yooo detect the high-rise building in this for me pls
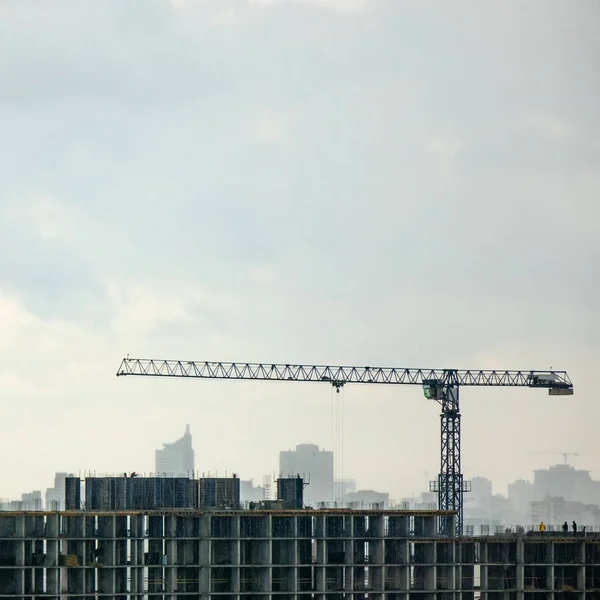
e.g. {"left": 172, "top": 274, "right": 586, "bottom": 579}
{"left": 155, "top": 425, "right": 194, "bottom": 476}
{"left": 336, "top": 479, "right": 356, "bottom": 501}
{"left": 470, "top": 476, "right": 493, "bottom": 503}
{"left": 279, "top": 443, "right": 333, "bottom": 506}
{"left": 533, "top": 464, "right": 600, "bottom": 505}
{"left": 20, "top": 491, "right": 42, "bottom": 510}
{"left": 240, "top": 479, "right": 264, "bottom": 503}
{"left": 508, "top": 479, "right": 534, "bottom": 518}
{"left": 45, "top": 472, "right": 72, "bottom": 510}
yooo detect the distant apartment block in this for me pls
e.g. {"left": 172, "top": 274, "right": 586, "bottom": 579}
{"left": 337, "top": 478, "right": 357, "bottom": 500}
{"left": 508, "top": 478, "right": 534, "bottom": 516}
{"left": 345, "top": 489, "right": 389, "bottom": 508}
{"left": 45, "top": 472, "right": 72, "bottom": 511}
{"left": 533, "top": 464, "right": 600, "bottom": 505}
{"left": 532, "top": 496, "right": 600, "bottom": 528}
{"left": 470, "top": 476, "right": 493, "bottom": 502}
{"left": 0, "top": 491, "right": 43, "bottom": 511}
{"left": 240, "top": 479, "right": 264, "bottom": 504}
{"left": 155, "top": 424, "right": 194, "bottom": 476}
{"left": 279, "top": 443, "right": 333, "bottom": 506}
{"left": 20, "top": 491, "right": 42, "bottom": 511}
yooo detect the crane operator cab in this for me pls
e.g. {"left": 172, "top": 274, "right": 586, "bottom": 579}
{"left": 423, "top": 379, "right": 444, "bottom": 401}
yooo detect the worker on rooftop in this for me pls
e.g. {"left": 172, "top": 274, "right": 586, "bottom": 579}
{"left": 539, "top": 521, "right": 546, "bottom": 533}
{"left": 563, "top": 521, "right": 569, "bottom": 534}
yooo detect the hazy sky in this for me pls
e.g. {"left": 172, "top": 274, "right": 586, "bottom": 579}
{"left": 0, "top": 0, "right": 598, "bottom": 501}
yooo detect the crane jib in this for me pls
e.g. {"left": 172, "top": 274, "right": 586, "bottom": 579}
{"left": 116, "top": 359, "right": 573, "bottom": 391}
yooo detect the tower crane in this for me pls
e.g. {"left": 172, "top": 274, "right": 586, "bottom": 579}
{"left": 529, "top": 451, "right": 580, "bottom": 465}
{"left": 116, "top": 359, "right": 573, "bottom": 534}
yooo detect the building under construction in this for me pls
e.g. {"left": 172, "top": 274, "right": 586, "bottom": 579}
{"left": 65, "top": 476, "right": 241, "bottom": 512}
{"left": 1, "top": 507, "right": 600, "bottom": 598}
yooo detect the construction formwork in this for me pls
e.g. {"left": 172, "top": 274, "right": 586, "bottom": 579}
{"left": 66, "top": 477, "right": 198, "bottom": 511}
{"left": 276, "top": 477, "right": 304, "bottom": 510}
{"left": 198, "top": 478, "right": 240, "bottom": 510}
{"left": 0, "top": 511, "right": 600, "bottom": 599}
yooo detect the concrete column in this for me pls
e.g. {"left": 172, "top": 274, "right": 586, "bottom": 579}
{"left": 198, "top": 514, "right": 211, "bottom": 599}
{"left": 547, "top": 539, "right": 554, "bottom": 594}
{"left": 315, "top": 515, "right": 326, "bottom": 594}
{"left": 83, "top": 515, "right": 95, "bottom": 595}
{"left": 45, "top": 514, "right": 60, "bottom": 595}
{"left": 65, "top": 514, "right": 85, "bottom": 596}
{"left": 578, "top": 539, "right": 586, "bottom": 597}
{"left": 449, "top": 542, "right": 457, "bottom": 593}
{"left": 165, "top": 514, "right": 176, "bottom": 599}
{"left": 96, "top": 515, "right": 115, "bottom": 597}
{"left": 29, "top": 516, "right": 44, "bottom": 596}
{"left": 13, "top": 514, "right": 24, "bottom": 597}
{"left": 230, "top": 514, "right": 240, "bottom": 595}
{"left": 345, "top": 515, "right": 354, "bottom": 594}
{"left": 480, "top": 540, "right": 488, "bottom": 599}
{"left": 290, "top": 515, "right": 298, "bottom": 594}
{"left": 371, "top": 515, "right": 384, "bottom": 594}
{"left": 263, "top": 514, "right": 272, "bottom": 597}
{"left": 516, "top": 536, "right": 524, "bottom": 600}
{"left": 127, "top": 515, "right": 140, "bottom": 597}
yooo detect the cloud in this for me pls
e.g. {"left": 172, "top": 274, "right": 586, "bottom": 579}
{"left": 0, "top": 292, "right": 40, "bottom": 345}
{"left": 247, "top": 266, "right": 277, "bottom": 284}
{"left": 0, "top": 372, "right": 40, "bottom": 396}
{"left": 254, "top": 112, "right": 289, "bottom": 144}
{"left": 106, "top": 280, "right": 238, "bottom": 335}
{"left": 248, "top": 0, "right": 367, "bottom": 14}
{"left": 7, "top": 194, "right": 80, "bottom": 243}
{"left": 0, "top": 289, "right": 103, "bottom": 397}
{"left": 426, "top": 137, "right": 463, "bottom": 160}
{"left": 0, "top": 0, "right": 598, "bottom": 499}
{"left": 526, "top": 113, "right": 576, "bottom": 139}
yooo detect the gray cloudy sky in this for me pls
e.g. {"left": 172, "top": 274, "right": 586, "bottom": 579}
{"left": 0, "top": 0, "right": 598, "bottom": 501}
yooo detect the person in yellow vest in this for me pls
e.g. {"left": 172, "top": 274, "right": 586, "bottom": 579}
{"left": 539, "top": 521, "right": 546, "bottom": 532}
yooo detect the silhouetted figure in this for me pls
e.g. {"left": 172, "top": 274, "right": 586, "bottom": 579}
{"left": 572, "top": 520, "right": 577, "bottom": 533}
{"left": 562, "top": 521, "right": 568, "bottom": 534}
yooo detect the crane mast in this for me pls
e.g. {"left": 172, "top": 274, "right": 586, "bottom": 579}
{"left": 117, "top": 358, "right": 573, "bottom": 535}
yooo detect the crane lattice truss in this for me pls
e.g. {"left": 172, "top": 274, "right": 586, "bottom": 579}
{"left": 117, "top": 359, "right": 573, "bottom": 535}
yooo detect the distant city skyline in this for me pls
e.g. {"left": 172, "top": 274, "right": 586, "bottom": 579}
{"left": 2, "top": 435, "right": 599, "bottom": 529}
{"left": 0, "top": 424, "right": 593, "bottom": 508}
{"left": 155, "top": 425, "right": 195, "bottom": 476}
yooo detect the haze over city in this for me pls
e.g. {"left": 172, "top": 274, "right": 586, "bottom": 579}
{"left": 1, "top": 0, "right": 598, "bottom": 503}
